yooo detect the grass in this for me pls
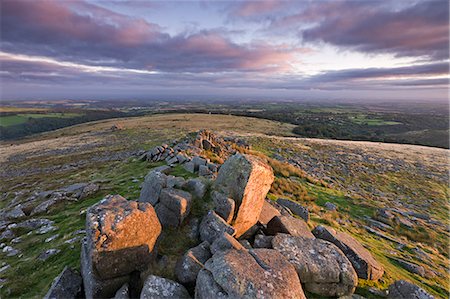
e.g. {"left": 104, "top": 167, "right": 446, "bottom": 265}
{"left": 0, "top": 113, "right": 83, "bottom": 127}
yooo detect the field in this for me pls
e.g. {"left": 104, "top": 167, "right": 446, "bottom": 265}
{"left": 0, "top": 114, "right": 448, "bottom": 298}
{"left": 0, "top": 113, "right": 83, "bottom": 127}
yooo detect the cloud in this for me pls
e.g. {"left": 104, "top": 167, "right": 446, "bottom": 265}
{"left": 272, "top": 0, "right": 449, "bottom": 60}
{"left": 231, "top": 0, "right": 288, "bottom": 18}
{"left": 0, "top": 0, "right": 302, "bottom": 73}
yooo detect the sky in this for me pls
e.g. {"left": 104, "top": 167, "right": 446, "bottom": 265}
{"left": 0, "top": 0, "right": 449, "bottom": 101}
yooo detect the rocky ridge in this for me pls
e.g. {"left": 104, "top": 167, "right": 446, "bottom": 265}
{"left": 37, "top": 130, "right": 435, "bottom": 299}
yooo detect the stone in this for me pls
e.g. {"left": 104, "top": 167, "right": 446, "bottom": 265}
{"left": 139, "top": 170, "right": 167, "bottom": 205}
{"left": 166, "top": 176, "right": 185, "bottom": 189}
{"left": 199, "top": 211, "right": 235, "bottom": 244}
{"left": 114, "top": 283, "right": 129, "bottom": 299}
{"left": 175, "top": 241, "right": 211, "bottom": 284}
{"left": 207, "top": 163, "right": 218, "bottom": 172}
{"left": 210, "top": 232, "right": 245, "bottom": 254}
{"left": 388, "top": 280, "right": 434, "bottom": 299}
{"left": 312, "top": 225, "right": 384, "bottom": 280}
{"left": 258, "top": 200, "right": 281, "bottom": 225}
{"left": 154, "top": 204, "right": 179, "bottom": 228}
{"left": 272, "top": 234, "right": 358, "bottom": 297}
{"left": 192, "top": 156, "right": 207, "bottom": 171}
{"left": 38, "top": 248, "right": 61, "bottom": 261}
{"left": 85, "top": 195, "right": 162, "bottom": 279}
{"left": 185, "top": 178, "right": 207, "bottom": 199}
{"left": 325, "top": 202, "right": 337, "bottom": 211}
{"left": 166, "top": 156, "right": 178, "bottom": 165}
{"left": 394, "top": 258, "right": 425, "bottom": 277}
{"left": 81, "top": 241, "right": 130, "bottom": 299}
{"left": 31, "top": 199, "right": 59, "bottom": 215}
{"left": 44, "top": 266, "right": 83, "bottom": 299}
{"left": 397, "top": 216, "right": 414, "bottom": 229}
{"left": 276, "top": 198, "right": 309, "bottom": 221}
{"left": 183, "top": 161, "right": 196, "bottom": 173}
{"left": 195, "top": 269, "right": 228, "bottom": 299}
{"left": 253, "top": 234, "right": 273, "bottom": 248}
{"left": 176, "top": 154, "right": 188, "bottom": 164}
{"left": 266, "top": 215, "right": 314, "bottom": 238}
{"left": 140, "top": 275, "right": 190, "bottom": 299}
{"left": 5, "top": 207, "right": 25, "bottom": 220}
{"left": 198, "top": 165, "right": 212, "bottom": 177}
{"left": 239, "top": 240, "right": 252, "bottom": 249}
{"left": 195, "top": 248, "right": 306, "bottom": 299}
{"left": 3, "top": 245, "right": 20, "bottom": 256}
{"left": 79, "top": 183, "right": 100, "bottom": 199}
{"left": 211, "top": 191, "right": 235, "bottom": 223}
{"left": 158, "top": 188, "right": 192, "bottom": 227}
{"left": 214, "top": 154, "right": 274, "bottom": 237}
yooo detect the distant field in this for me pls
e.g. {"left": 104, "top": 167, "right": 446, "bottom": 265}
{"left": 0, "top": 107, "right": 48, "bottom": 113}
{"left": 350, "top": 115, "right": 402, "bottom": 126}
{"left": 0, "top": 113, "right": 83, "bottom": 127}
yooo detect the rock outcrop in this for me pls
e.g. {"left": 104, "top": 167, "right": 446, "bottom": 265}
{"left": 272, "top": 234, "right": 358, "bottom": 297}
{"left": 195, "top": 248, "right": 306, "bottom": 298}
{"left": 312, "top": 225, "right": 384, "bottom": 280}
{"left": 214, "top": 154, "right": 274, "bottom": 237}
{"left": 199, "top": 210, "right": 235, "bottom": 244}
{"left": 82, "top": 195, "right": 162, "bottom": 298}
{"left": 139, "top": 170, "right": 167, "bottom": 205}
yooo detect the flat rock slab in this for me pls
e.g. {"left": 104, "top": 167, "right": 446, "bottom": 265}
{"left": 272, "top": 234, "right": 357, "bottom": 297}
{"left": 312, "top": 225, "right": 384, "bottom": 280}
{"left": 388, "top": 280, "right": 434, "bottom": 299}
{"left": 276, "top": 198, "right": 309, "bottom": 221}
{"left": 214, "top": 154, "right": 274, "bottom": 237}
{"left": 195, "top": 248, "right": 306, "bottom": 299}
{"left": 266, "top": 215, "right": 314, "bottom": 239}
{"left": 86, "top": 195, "right": 162, "bottom": 279}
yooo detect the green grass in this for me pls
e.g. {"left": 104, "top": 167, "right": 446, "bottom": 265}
{"left": 0, "top": 113, "right": 83, "bottom": 127}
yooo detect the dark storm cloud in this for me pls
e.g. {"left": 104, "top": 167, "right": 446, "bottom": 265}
{"left": 0, "top": 0, "right": 298, "bottom": 73}
{"left": 297, "top": 0, "right": 449, "bottom": 60}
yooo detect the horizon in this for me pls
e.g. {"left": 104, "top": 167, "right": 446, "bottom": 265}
{"left": 1, "top": 0, "right": 449, "bottom": 101}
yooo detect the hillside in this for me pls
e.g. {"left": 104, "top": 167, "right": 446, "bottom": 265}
{"left": 0, "top": 114, "right": 448, "bottom": 298}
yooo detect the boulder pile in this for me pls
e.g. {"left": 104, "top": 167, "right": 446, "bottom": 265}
{"left": 43, "top": 130, "right": 433, "bottom": 299}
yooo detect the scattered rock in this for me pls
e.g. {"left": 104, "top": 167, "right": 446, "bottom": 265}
{"left": 276, "top": 198, "right": 309, "bottom": 221}
{"left": 388, "top": 280, "right": 434, "bottom": 299}
{"left": 266, "top": 215, "right": 314, "bottom": 238}
{"left": 175, "top": 241, "right": 211, "bottom": 284}
{"left": 214, "top": 153, "right": 274, "bottom": 237}
{"left": 44, "top": 266, "right": 83, "bottom": 299}
{"left": 312, "top": 225, "right": 384, "bottom": 280}
{"left": 393, "top": 258, "right": 425, "bottom": 277}
{"left": 140, "top": 275, "right": 190, "bottom": 299}
{"left": 3, "top": 245, "right": 20, "bottom": 257}
{"left": 199, "top": 211, "right": 235, "bottom": 244}
{"left": 272, "top": 234, "right": 358, "bottom": 297}
{"left": 4, "top": 207, "right": 25, "bottom": 220}
{"left": 325, "top": 202, "right": 337, "bottom": 211}
{"left": 196, "top": 248, "right": 306, "bottom": 298}
{"left": 38, "top": 249, "right": 61, "bottom": 261}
